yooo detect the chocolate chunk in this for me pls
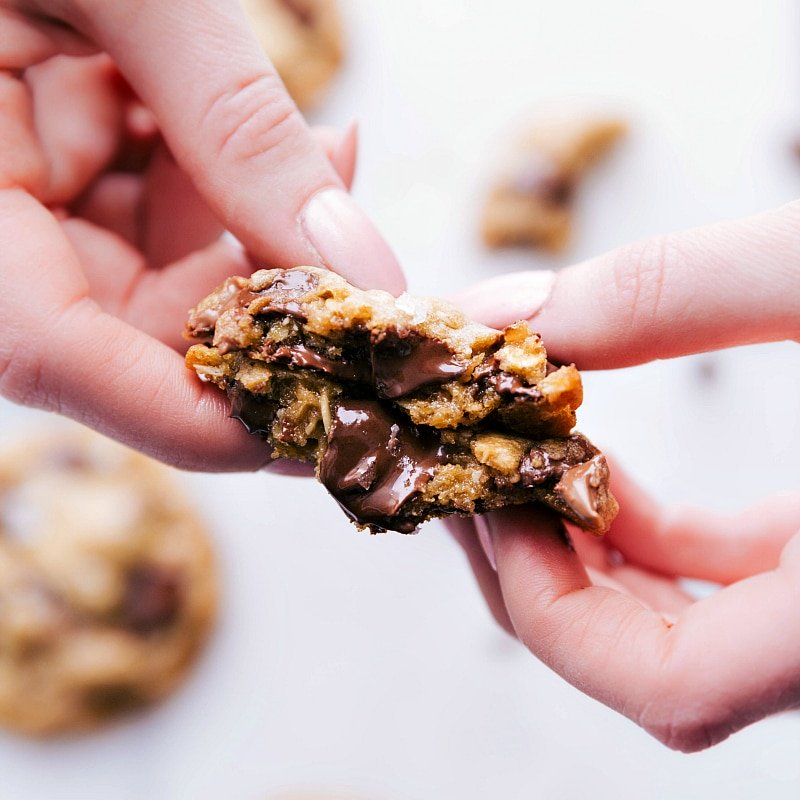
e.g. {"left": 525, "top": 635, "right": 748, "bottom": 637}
{"left": 555, "top": 455, "right": 606, "bottom": 528}
{"left": 122, "top": 565, "right": 181, "bottom": 634}
{"left": 371, "top": 330, "right": 467, "bottom": 399}
{"left": 84, "top": 684, "right": 145, "bottom": 716}
{"left": 258, "top": 268, "right": 318, "bottom": 318}
{"left": 265, "top": 344, "right": 371, "bottom": 385}
{"left": 229, "top": 383, "right": 279, "bottom": 436}
{"left": 261, "top": 328, "right": 467, "bottom": 400}
{"left": 519, "top": 447, "right": 556, "bottom": 485}
{"left": 319, "top": 400, "right": 446, "bottom": 533}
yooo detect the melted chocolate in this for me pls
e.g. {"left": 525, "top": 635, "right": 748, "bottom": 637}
{"left": 486, "top": 372, "right": 543, "bottom": 401}
{"left": 319, "top": 401, "right": 446, "bottom": 533}
{"left": 555, "top": 456, "right": 604, "bottom": 527}
{"left": 122, "top": 565, "right": 181, "bottom": 634}
{"left": 371, "top": 331, "right": 467, "bottom": 398}
{"left": 265, "top": 344, "right": 371, "bottom": 384}
{"left": 255, "top": 269, "right": 318, "bottom": 319}
{"left": 229, "top": 383, "right": 278, "bottom": 436}
{"left": 519, "top": 448, "right": 556, "bottom": 486}
{"left": 472, "top": 355, "right": 545, "bottom": 401}
{"left": 189, "top": 280, "right": 250, "bottom": 334}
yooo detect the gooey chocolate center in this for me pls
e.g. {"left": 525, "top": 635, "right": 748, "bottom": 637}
{"left": 319, "top": 401, "right": 447, "bottom": 533}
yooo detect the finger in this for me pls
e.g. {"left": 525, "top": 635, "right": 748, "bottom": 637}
{"left": 70, "top": 171, "right": 143, "bottom": 242}
{"left": 26, "top": 53, "right": 122, "bottom": 204}
{"left": 451, "top": 203, "right": 800, "bottom": 368}
{"left": 59, "top": 0, "right": 403, "bottom": 293}
{"left": 139, "top": 124, "right": 357, "bottom": 268}
{"left": 0, "top": 7, "right": 98, "bottom": 68}
{"left": 71, "top": 124, "right": 357, "bottom": 255}
{"left": 489, "top": 505, "right": 800, "bottom": 751}
{"left": 0, "top": 188, "right": 270, "bottom": 472}
{"left": 0, "top": 69, "right": 47, "bottom": 194}
{"left": 317, "top": 121, "right": 358, "bottom": 192}
{"left": 599, "top": 563, "right": 693, "bottom": 617}
{"left": 606, "top": 461, "right": 800, "bottom": 584}
{"left": 139, "top": 142, "right": 223, "bottom": 268}
{"left": 62, "top": 217, "right": 250, "bottom": 350}
{"left": 446, "top": 517, "right": 515, "bottom": 637}
{"left": 571, "top": 526, "right": 694, "bottom": 615}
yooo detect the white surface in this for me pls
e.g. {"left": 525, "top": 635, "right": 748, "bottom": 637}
{"left": 2, "top": 0, "right": 800, "bottom": 797}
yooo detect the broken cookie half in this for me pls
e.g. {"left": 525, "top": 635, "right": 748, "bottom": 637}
{"left": 185, "top": 267, "right": 618, "bottom": 534}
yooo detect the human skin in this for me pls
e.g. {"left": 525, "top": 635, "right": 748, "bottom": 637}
{"left": 0, "top": 0, "right": 404, "bottom": 471}
{"left": 448, "top": 205, "right": 800, "bottom": 751}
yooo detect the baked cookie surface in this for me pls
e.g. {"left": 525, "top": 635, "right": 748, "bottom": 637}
{"left": 0, "top": 429, "right": 216, "bottom": 735}
{"left": 242, "top": 0, "right": 344, "bottom": 109}
{"left": 186, "top": 268, "right": 618, "bottom": 535}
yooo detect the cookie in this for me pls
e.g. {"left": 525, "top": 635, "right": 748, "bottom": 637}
{"left": 482, "top": 114, "right": 626, "bottom": 251}
{"left": 185, "top": 267, "right": 618, "bottom": 534}
{"left": 242, "top": 0, "right": 344, "bottom": 110}
{"left": 0, "top": 429, "right": 216, "bottom": 735}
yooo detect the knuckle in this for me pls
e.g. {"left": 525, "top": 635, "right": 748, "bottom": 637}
{"left": 643, "top": 707, "right": 724, "bottom": 753}
{"left": 0, "top": 325, "right": 56, "bottom": 411}
{"left": 635, "top": 683, "right": 734, "bottom": 753}
{"left": 201, "top": 71, "right": 301, "bottom": 166}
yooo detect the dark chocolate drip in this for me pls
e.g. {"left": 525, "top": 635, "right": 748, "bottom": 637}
{"left": 122, "top": 565, "right": 181, "bottom": 634}
{"left": 371, "top": 330, "right": 467, "bottom": 398}
{"left": 319, "top": 401, "right": 446, "bottom": 533}
{"left": 228, "top": 383, "right": 278, "bottom": 436}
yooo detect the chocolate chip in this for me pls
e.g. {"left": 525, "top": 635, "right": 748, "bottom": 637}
{"left": 85, "top": 683, "right": 145, "bottom": 716}
{"left": 122, "top": 565, "right": 181, "bottom": 634}
{"left": 277, "top": 0, "right": 315, "bottom": 27}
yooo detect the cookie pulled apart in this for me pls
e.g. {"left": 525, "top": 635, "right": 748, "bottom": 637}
{"left": 185, "top": 268, "right": 618, "bottom": 534}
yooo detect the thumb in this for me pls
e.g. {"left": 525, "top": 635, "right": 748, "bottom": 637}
{"left": 57, "top": 0, "right": 404, "bottom": 293}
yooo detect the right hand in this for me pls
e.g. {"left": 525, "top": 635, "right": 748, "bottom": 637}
{"left": 448, "top": 201, "right": 800, "bottom": 751}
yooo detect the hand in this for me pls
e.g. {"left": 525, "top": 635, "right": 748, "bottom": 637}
{"left": 448, "top": 202, "right": 800, "bottom": 751}
{"left": 0, "top": 0, "right": 404, "bottom": 471}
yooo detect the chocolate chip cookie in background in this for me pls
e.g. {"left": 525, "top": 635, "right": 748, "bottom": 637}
{"left": 184, "top": 267, "right": 618, "bottom": 535}
{"left": 0, "top": 428, "right": 217, "bottom": 736}
{"left": 482, "top": 113, "right": 627, "bottom": 252}
{"left": 241, "top": 0, "right": 344, "bottom": 110}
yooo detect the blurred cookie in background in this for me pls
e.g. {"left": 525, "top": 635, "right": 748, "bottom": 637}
{"left": 482, "top": 113, "right": 627, "bottom": 252}
{"left": 242, "top": 0, "right": 344, "bottom": 110}
{"left": 0, "top": 428, "right": 217, "bottom": 736}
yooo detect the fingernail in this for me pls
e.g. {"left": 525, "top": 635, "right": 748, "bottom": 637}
{"left": 450, "top": 270, "right": 556, "bottom": 329}
{"left": 300, "top": 187, "right": 406, "bottom": 295}
{"left": 474, "top": 515, "right": 497, "bottom": 571}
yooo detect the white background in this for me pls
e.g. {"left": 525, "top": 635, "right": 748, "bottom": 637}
{"left": 2, "top": 0, "right": 800, "bottom": 797}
